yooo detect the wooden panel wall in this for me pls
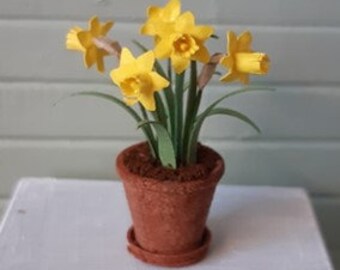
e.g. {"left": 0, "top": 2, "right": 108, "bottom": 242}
{"left": 0, "top": 0, "right": 339, "bottom": 267}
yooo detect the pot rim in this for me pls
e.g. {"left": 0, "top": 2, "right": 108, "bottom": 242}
{"left": 116, "top": 142, "right": 225, "bottom": 194}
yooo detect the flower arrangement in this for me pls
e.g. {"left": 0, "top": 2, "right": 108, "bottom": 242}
{"left": 65, "top": 0, "right": 270, "bottom": 170}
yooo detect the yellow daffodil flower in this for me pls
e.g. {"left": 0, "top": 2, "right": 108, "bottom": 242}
{"left": 66, "top": 16, "right": 114, "bottom": 73}
{"left": 110, "top": 48, "right": 169, "bottom": 111}
{"left": 220, "top": 31, "right": 270, "bottom": 84}
{"left": 141, "top": 0, "right": 181, "bottom": 36}
{"left": 141, "top": 0, "right": 214, "bottom": 74}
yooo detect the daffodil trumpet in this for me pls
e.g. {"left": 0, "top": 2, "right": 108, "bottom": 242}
{"left": 65, "top": 0, "right": 271, "bottom": 169}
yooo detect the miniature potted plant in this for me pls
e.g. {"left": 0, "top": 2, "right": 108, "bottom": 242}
{"left": 65, "top": 0, "right": 270, "bottom": 267}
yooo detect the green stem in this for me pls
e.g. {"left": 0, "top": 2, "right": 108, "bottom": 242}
{"left": 139, "top": 103, "right": 157, "bottom": 159}
{"left": 153, "top": 92, "right": 167, "bottom": 128}
{"left": 183, "top": 61, "right": 197, "bottom": 164}
{"left": 164, "top": 59, "right": 175, "bottom": 139}
{"left": 186, "top": 90, "right": 202, "bottom": 164}
{"left": 193, "top": 90, "right": 202, "bottom": 120}
{"left": 168, "top": 59, "right": 173, "bottom": 82}
{"left": 174, "top": 71, "right": 185, "bottom": 164}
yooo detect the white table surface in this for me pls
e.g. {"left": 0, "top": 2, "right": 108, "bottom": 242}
{"left": 0, "top": 178, "right": 334, "bottom": 270}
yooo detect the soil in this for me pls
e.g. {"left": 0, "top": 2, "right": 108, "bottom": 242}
{"left": 122, "top": 142, "right": 221, "bottom": 182}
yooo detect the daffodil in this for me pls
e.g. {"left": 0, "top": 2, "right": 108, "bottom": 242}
{"left": 220, "top": 31, "right": 270, "bottom": 84}
{"left": 110, "top": 48, "right": 169, "bottom": 111}
{"left": 141, "top": 0, "right": 180, "bottom": 36}
{"left": 66, "top": 16, "right": 114, "bottom": 73}
{"left": 141, "top": 0, "right": 214, "bottom": 74}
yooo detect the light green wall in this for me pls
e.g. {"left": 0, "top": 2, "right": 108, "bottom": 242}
{"left": 0, "top": 0, "right": 339, "bottom": 268}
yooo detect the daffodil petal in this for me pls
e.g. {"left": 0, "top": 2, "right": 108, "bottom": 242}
{"left": 220, "top": 55, "right": 234, "bottom": 69}
{"left": 238, "top": 31, "right": 252, "bottom": 52}
{"left": 120, "top": 48, "right": 136, "bottom": 66}
{"left": 100, "top": 21, "right": 114, "bottom": 36}
{"left": 227, "top": 31, "right": 237, "bottom": 54}
{"left": 140, "top": 22, "right": 157, "bottom": 36}
{"left": 190, "top": 25, "right": 214, "bottom": 41}
{"left": 110, "top": 68, "right": 123, "bottom": 85}
{"left": 220, "top": 70, "right": 237, "bottom": 83}
{"left": 84, "top": 46, "right": 97, "bottom": 68}
{"left": 89, "top": 16, "right": 101, "bottom": 36}
{"left": 147, "top": 6, "right": 162, "bottom": 19}
{"left": 174, "top": 11, "right": 214, "bottom": 40}
{"left": 176, "top": 11, "right": 195, "bottom": 32}
{"left": 96, "top": 50, "right": 105, "bottom": 73}
{"left": 137, "top": 51, "right": 155, "bottom": 72}
{"left": 163, "top": 0, "right": 181, "bottom": 21}
{"left": 156, "top": 22, "right": 177, "bottom": 37}
{"left": 141, "top": 6, "right": 162, "bottom": 35}
{"left": 171, "top": 54, "right": 190, "bottom": 74}
{"left": 149, "top": 72, "right": 169, "bottom": 90}
{"left": 139, "top": 91, "right": 156, "bottom": 111}
{"left": 192, "top": 43, "right": 210, "bottom": 63}
{"left": 154, "top": 37, "right": 173, "bottom": 59}
{"left": 124, "top": 97, "right": 139, "bottom": 106}
{"left": 77, "top": 31, "right": 93, "bottom": 49}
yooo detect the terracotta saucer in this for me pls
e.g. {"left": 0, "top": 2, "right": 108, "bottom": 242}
{"left": 127, "top": 226, "right": 211, "bottom": 267}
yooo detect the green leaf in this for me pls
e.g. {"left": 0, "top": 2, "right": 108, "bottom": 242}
{"left": 174, "top": 71, "right": 185, "bottom": 159}
{"left": 69, "top": 91, "right": 142, "bottom": 121}
{"left": 132, "top": 39, "right": 149, "bottom": 52}
{"left": 138, "top": 121, "right": 177, "bottom": 169}
{"left": 167, "top": 59, "right": 175, "bottom": 139}
{"left": 183, "top": 81, "right": 190, "bottom": 92}
{"left": 138, "top": 103, "right": 158, "bottom": 158}
{"left": 67, "top": 91, "right": 157, "bottom": 157}
{"left": 198, "top": 87, "right": 274, "bottom": 121}
{"left": 183, "top": 61, "right": 198, "bottom": 164}
{"left": 186, "top": 87, "right": 274, "bottom": 163}
{"left": 207, "top": 107, "right": 261, "bottom": 133}
{"left": 154, "top": 92, "right": 168, "bottom": 128}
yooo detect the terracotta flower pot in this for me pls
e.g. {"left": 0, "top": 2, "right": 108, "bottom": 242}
{"left": 116, "top": 142, "right": 225, "bottom": 267}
